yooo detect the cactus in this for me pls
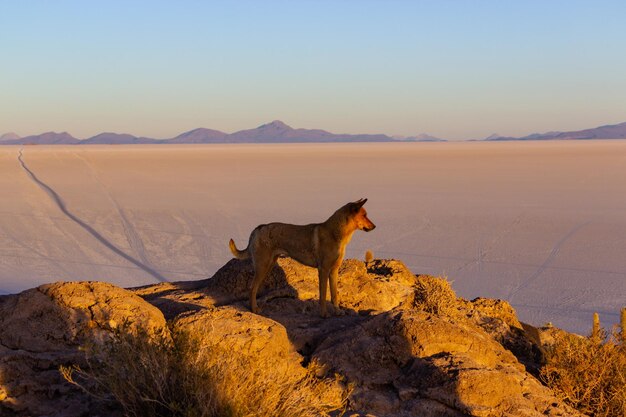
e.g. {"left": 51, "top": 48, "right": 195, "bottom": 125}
{"left": 591, "top": 312, "right": 601, "bottom": 342}
{"left": 619, "top": 307, "right": 626, "bottom": 346}
{"left": 365, "top": 249, "right": 374, "bottom": 263}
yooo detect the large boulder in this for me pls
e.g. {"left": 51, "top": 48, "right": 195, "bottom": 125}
{"left": 0, "top": 281, "right": 167, "bottom": 417}
{"left": 312, "top": 309, "right": 579, "bottom": 416}
{"left": 172, "top": 305, "right": 304, "bottom": 371}
{"left": 170, "top": 306, "right": 346, "bottom": 416}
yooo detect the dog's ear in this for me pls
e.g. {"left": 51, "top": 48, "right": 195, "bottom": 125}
{"left": 350, "top": 198, "right": 367, "bottom": 212}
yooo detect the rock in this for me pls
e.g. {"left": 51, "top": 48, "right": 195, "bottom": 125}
{"left": 0, "top": 281, "right": 167, "bottom": 417}
{"left": 343, "top": 259, "right": 418, "bottom": 313}
{"left": 461, "top": 297, "right": 545, "bottom": 372}
{"left": 171, "top": 306, "right": 345, "bottom": 415}
{"left": 411, "top": 276, "right": 545, "bottom": 373}
{"left": 172, "top": 305, "right": 304, "bottom": 371}
{"left": 312, "top": 309, "right": 580, "bottom": 417}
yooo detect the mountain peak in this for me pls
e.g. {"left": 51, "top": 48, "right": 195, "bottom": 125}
{"left": 484, "top": 133, "right": 502, "bottom": 140}
{"left": 392, "top": 133, "right": 446, "bottom": 142}
{"left": 414, "top": 133, "right": 445, "bottom": 142}
{"left": 16, "top": 131, "right": 80, "bottom": 145}
{"left": 40, "top": 131, "right": 72, "bottom": 137}
{"left": 169, "top": 127, "right": 228, "bottom": 144}
{"left": 0, "top": 132, "right": 20, "bottom": 141}
{"left": 258, "top": 120, "right": 291, "bottom": 130}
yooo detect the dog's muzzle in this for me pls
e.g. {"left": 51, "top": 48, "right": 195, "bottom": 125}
{"left": 364, "top": 224, "right": 376, "bottom": 232}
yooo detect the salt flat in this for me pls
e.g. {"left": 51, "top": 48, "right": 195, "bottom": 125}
{"left": 1, "top": 142, "right": 625, "bottom": 334}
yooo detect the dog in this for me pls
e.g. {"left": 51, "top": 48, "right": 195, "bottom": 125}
{"left": 229, "top": 198, "right": 375, "bottom": 317}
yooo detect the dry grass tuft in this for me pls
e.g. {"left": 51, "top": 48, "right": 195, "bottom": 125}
{"left": 364, "top": 250, "right": 374, "bottom": 263}
{"left": 61, "top": 323, "right": 345, "bottom": 417}
{"left": 413, "top": 275, "right": 458, "bottom": 316}
{"left": 540, "top": 324, "right": 626, "bottom": 417}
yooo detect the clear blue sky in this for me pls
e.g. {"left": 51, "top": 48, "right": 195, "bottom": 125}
{"left": 1, "top": 1, "right": 625, "bottom": 140}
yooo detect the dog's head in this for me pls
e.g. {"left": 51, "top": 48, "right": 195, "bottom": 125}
{"left": 348, "top": 198, "right": 376, "bottom": 232}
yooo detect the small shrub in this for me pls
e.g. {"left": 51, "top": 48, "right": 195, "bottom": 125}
{"left": 540, "top": 323, "right": 626, "bottom": 417}
{"left": 61, "top": 323, "right": 345, "bottom": 417}
{"left": 413, "top": 275, "right": 458, "bottom": 316}
{"left": 364, "top": 250, "right": 374, "bottom": 263}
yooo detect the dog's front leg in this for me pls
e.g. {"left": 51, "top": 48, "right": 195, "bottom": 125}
{"left": 318, "top": 266, "right": 330, "bottom": 318}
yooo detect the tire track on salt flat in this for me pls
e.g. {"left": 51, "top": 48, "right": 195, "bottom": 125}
{"left": 71, "top": 152, "right": 154, "bottom": 270}
{"left": 17, "top": 148, "right": 168, "bottom": 283}
{"left": 507, "top": 220, "right": 591, "bottom": 302}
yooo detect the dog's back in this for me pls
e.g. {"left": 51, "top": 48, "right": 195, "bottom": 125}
{"left": 236, "top": 222, "right": 319, "bottom": 268}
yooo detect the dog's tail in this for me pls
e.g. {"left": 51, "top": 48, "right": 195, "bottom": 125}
{"left": 229, "top": 238, "right": 250, "bottom": 260}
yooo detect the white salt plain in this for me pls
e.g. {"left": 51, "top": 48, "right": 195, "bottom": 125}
{"left": 1, "top": 142, "right": 625, "bottom": 334}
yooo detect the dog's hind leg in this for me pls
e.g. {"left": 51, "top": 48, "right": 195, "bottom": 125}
{"left": 318, "top": 266, "right": 330, "bottom": 318}
{"left": 249, "top": 254, "right": 274, "bottom": 314}
{"left": 329, "top": 263, "right": 341, "bottom": 311}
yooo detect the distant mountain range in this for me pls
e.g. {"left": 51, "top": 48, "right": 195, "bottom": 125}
{"left": 0, "top": 120, "right": 445, "bottom": 145}
{"left": 3, "top": 120, "right": 626, "bottom": 145}
{"left": 484, "top": 121, "right": 626, "bottom": 141}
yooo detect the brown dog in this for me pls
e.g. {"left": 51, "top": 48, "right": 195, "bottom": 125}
{"left": 229, "top": 198, "right": 375, "bottom": 317}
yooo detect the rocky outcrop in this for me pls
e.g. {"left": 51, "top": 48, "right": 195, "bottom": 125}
{"left": 0, "top": 259, "right": 583, "bottom": 417}
{"left": 0, "top": 282, "right": 166, "bottom": 417}
{"left": 313, "top": 310, "right": 572, "bottom": 416}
